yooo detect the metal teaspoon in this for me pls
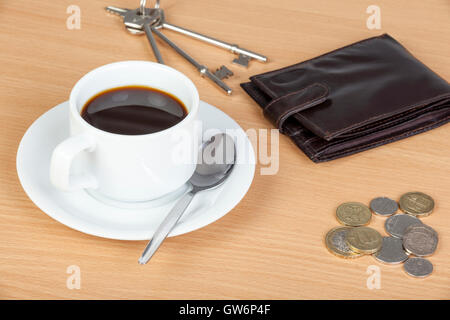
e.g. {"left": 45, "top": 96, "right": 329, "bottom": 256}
{"left": 138, "top": 133, "right": 236, "bottom": 264}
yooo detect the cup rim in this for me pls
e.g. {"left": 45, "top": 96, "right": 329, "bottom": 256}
{"left": 69, "top": 60, "right": 199, "bottom": 139}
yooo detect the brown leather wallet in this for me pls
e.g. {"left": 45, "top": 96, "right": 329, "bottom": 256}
{"left": 241, "top": 34, "right": 450, "bottom": 162}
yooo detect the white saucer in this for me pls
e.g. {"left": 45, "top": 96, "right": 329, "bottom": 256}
{"left": 16, "top": 101, "right": 255, "bottom": 240}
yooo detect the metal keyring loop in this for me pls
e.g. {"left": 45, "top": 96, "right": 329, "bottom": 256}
{"left": 140, "top": 0, "right": 146, "bottom": 15}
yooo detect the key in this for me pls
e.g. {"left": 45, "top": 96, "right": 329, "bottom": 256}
{"left": 106, "top": 6, "right": 144, "bottom": 35}
{"left": 144, "top": 24, "right": 164, "bottom": 64}
{"left": 152, "top": 28, "right": 232, "bottom": 95}
{"left": 148, "top": 9, "right": 266, "bottom": 65}
{"left": 140, "top": 0, "right": 146, "bottom": 15}
{"left": 232, "top": 53, "right": 251, "bottom": 67}
{"left": 105, "top": 6, "right": 161, "bottom": 33}
{"left": 105, "top": 6, "right": 164, "bottom": 63}
{"left": 139, "top": 0, "right": 160, "bottom": 13}
{"left": 123, "top": 8, "right": 160, "bottom": 30}
{"left": 213, "top": 66, "right": 234, "bottom": 80}
{"left": 161, "top": 23, "right": 267, "bottom": 65}
{"left": 125, "top": 8, "right": 164, "bottom": 63}
{"left": 105, "top": 6, "right": 130, "bottom": 17}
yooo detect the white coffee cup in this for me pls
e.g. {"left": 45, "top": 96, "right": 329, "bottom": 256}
{"left": 50, "top": 61, "right": 200, "bottom": 202}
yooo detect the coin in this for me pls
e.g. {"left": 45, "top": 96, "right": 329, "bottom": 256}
{"left": 346, "top": 227, "right": 383, "bottom": 254}
{"left": 370, "top": 197, "right": 398, "bottom": 216}
{"left": 403, "top": 224, "right": 438, "bottom": 257}
{"left": 384, "top": 214, "right": 423, "bottom": 239}
{"left": 403, "top": 257, "right": 433, "bottom": 278}
{"left": 325, "top": 227, "right": 362, "bottom": 259}
{"left": 399, "top": 192, "right": 434, "bottom": 217}
{"left": 374, "top": 237, "right": 408, "bottom": 264}
{"left": 336, "top": 202, "right": 372, "bottom": 226}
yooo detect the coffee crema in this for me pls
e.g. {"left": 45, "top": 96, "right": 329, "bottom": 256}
{"left": 81, "top": 86, "right": 188, "bottom": 135}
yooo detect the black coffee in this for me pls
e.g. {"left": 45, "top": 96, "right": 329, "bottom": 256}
{"left": 81, "top": 86, "right": 188, "bottom": 135}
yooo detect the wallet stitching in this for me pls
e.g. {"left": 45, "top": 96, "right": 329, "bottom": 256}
{"left": 294, "top": 93, "right": 450, "bottom": 142}
{"left": 321, "top": 118, "right": 449, "bottom": 160}
{"left": 263, "top": 83, "right": 329, "bottom": 131}
{"left": 339, "top": 98, "right": 449, "bottom": 138}
{"left": 294, "top": 115, "right": 449, "bottom": 163}
{"left": 289, "top": 132, "right": 317, "bottom": 160}
{"left": 278, "top": 85, "right": 329, "bottom": 128}
{"left": 251, "top": 34, "right": 390, "bottom": 98}
{"left": 291, "top": 129, "right": 317, "bottom": 156}
{"left": 316, "top": 115, "right": 450, "bottom": 160}
{"left": 324, "top": 93, "right": 450, "bottom": 140}
{"left": 264, "top": 86, "right": 311, "bottom": 113}
{"left": 315, "top": 105, "right": 449, "bottom": 155}
{"left": 302, "top": 96, "right": 450, "bottom": 145}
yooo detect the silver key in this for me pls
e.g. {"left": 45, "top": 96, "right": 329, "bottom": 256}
{"left": 123, "top": 6, "right": 164, "bottom": 63}
{"left": 162, "top": 23, "right": 267, "bottom": 65}
{"left": 232, "top": 53, "right": 251, "bottom": 67}
{"left": 106, "top": 6, "right": 142, "bottom": 34}
{"left": 106, "top": 6, "right": 142, "bottom": 35}
{"left": 124, "top": 8, "right": 161, "bottom": 30}
{"left": 143, "top": 24, "right": 164, "bottom": 64}
{"left": 105, "top": 6, "right": 130, "bottom": 17}
{"left": 213, "top": 66, "right": 234, "bottom": 80}
{"left": 105, "top": 6, "right": 164, "bottom": 63}
{"left": 152, "top": 28, "right": 232, "bottom": 95}
{"left": 105, "top": 6, "right": 161, "bottom": 33}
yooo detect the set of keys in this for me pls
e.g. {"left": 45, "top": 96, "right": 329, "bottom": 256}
{"left": 106, "top": 0, "right": 268, "bottom": 95}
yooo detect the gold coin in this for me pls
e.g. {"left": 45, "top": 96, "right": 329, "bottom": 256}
{"left": 325, "top": 227, "right": 362, "bottom": 259}
{"left": 336, "top": 202, "right": 372, "bottom": 226}
{"left": 346, "top": 227, "right": 383, "bottom": 254}
{"left": 399, "top": 192, "right": 434, "bottom": 217}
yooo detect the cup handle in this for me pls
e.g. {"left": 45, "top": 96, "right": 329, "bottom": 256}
{"left": 50, "top": 134, "right": 98, "bottom": 191}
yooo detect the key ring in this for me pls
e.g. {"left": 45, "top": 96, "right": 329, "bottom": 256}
{"left": 140, "top": 0, "right": 146, "bottom": 15}
{"left": 141, "top": 0, "right": 159, "bottom": 14}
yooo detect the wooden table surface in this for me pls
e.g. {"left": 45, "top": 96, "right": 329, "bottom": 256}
{"left": 1, "top": 0, "right": 449, "bottom": 299}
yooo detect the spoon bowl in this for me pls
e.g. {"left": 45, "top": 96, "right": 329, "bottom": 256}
{"left": 139, "top": 133, "right": 236, "bottom": 264}
{"left": 190, "top": 133, "right": 236, "bottom": 191}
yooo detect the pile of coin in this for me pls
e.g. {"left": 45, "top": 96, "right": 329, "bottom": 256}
{"left": 325, "top": 192, "right": 438, "bottom": 278}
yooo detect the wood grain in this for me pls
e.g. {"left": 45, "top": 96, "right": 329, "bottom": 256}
{"left": 0, "top": 0, "right": 449, "bottom": 299}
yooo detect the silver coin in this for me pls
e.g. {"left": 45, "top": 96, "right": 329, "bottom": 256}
{"left": 403, "top": 224, "right": 438, "bottom": 257}
{"left": 374, "top": 237, "right": 408, "bottom": 264}
{"left": 370, "top": 197, "right": 398, "bottom": 216}
{"left": 403, "top": 257, "right": 433, "bottom": 278}
{"left": 384, "top": 214, "right": 423, "bottom": 239}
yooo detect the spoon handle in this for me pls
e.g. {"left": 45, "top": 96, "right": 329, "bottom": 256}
{"left": 138, "top": 190, "right": 195, "bottom": 264}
